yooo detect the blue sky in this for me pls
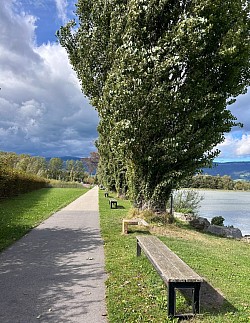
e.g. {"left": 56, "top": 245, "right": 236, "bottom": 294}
{"left": 0, "top": 0, "right": 249, "bottom": 161}
{"left": 19, "top": 0, "right": 75, "bottom": 45}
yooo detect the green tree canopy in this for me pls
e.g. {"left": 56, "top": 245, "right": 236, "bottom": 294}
{"left": 58, "top": 0, "right": 250, "bottom": 211}
{"left": 48, "top": 157, "right": 63, "bottom": 180}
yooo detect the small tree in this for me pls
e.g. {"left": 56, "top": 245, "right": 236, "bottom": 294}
{"left": 169, "top": 190, "right": 204, "bottom": 215}
{"left": 66, "top": 160, "right": 76, "bottom": 181}
{"left": 81, "top": 152, "right": 99, "bottom": 176}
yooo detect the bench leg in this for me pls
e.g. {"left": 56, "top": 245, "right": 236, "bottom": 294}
{"left": 168, "top": 283, "right": 176, "bottom": 317}
{"left": 193, "top": 282, "right": 201, "bottom": 314}
{"left": 122, "top": 221, "right": 128, "bottom": 234}
{"left": 110, "top": 202, "right": 117, "bottom": 209}
{"left": 167, "top": 282, "right": 201, "bottom": 317}
{"left": 136, "top": 240, "right": 141, "bottom": 257}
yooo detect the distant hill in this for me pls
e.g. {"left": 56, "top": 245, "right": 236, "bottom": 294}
{"left": 203, "top": 162, "right": 250, "bottom": 181}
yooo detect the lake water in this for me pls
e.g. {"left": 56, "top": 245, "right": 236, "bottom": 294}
{"left": 195, "top": 190, "right": 250, "bottom": 236}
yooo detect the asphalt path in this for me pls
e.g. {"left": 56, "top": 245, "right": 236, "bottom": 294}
{"left": 0, "top": 186, "right": 107, "bottom": 323}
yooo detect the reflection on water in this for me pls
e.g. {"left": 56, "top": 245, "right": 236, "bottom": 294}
{"left": 195, "top": 190, "right": 250, "bottom": 236}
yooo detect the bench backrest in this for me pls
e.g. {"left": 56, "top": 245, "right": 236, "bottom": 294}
{"left": 136, "top": 235, "right": 203, "bottom": 283}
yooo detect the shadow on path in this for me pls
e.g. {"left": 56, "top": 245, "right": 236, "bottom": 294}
{"left": 0, "top": 210, "right": 107, "bottom": 323}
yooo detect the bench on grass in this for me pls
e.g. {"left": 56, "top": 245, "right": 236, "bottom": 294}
{"left": 109, "top": 198, "right": 118, "bottom": 209}
{"left": 122, "top": 218, "right": 149, "bottom": 234}
{"left": 104, "top": 191, "right": 109, "bottom": 197}
{"left": 136, "top": 235, "right": 203, "bottom": 318}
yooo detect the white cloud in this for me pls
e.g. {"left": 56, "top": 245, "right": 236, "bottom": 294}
{"left": 215, "top": 135, "right": 236, "bottom": 160}
{"left": 0, "top": 0, "right": 98, "bottom": 157}
{"left": 236, "top": 134, "right": 250, "bottom": 156}
{"left": 55, "top": 0, "right": 68, "bottom": 23}
{"left": 216, "top": 132, "right": 250, "bottom": 161}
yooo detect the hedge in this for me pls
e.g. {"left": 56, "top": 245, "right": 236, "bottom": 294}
{"left": 0, "top": 168, "right": 49, "bottom": 198}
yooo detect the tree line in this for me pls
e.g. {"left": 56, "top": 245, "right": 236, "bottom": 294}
{"left": 185, "top": 174, "right": 250, "bottom": 191}
{"left": 0, "top": 151, "right": 98, "bottom": 182}
{"left": 2, "top": 151, "right": 250, "bottom": 199}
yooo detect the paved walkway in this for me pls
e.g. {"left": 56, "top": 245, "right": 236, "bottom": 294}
{"left": 0, "top": 186, "right": 107, "bottom": 323}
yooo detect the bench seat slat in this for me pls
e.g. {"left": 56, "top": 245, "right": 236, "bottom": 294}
{"left": 137, "top": 236, "right": 202, "bottom": 283}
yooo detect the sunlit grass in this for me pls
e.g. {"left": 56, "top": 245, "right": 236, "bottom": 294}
{"left": 0, "top": 188, "right": 88, "bottom": 251}
{"left": 99, "top": 190, "right": 250, "bottom": 323}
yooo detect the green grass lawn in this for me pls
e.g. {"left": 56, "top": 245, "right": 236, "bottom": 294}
{"left": 99, "top": 190, "right": 250, "bottom": 322}
{"left": 0, "top": 187, "right": 88, "bottom": 251}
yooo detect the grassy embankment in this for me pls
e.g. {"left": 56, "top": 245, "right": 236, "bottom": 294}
{"left": 99, "top": 190, "right": 250, "bottom": 323}
{"left": 0, "top": 187, "right": 88, "bottom": 252}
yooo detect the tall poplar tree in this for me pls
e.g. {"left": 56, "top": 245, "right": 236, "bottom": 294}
{"left": 58, "top": 0, "right": 250, "bottom": 211}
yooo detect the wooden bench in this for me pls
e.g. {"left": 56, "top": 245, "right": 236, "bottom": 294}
{"left": 109, "top": 198, "right": 117, "bottom": 209}
{"left": 122, "top": 218, "right": 149, "bottom": 234}
{"left": 136, "top": 235, "right": 203, "bottom": 318}
{"left": 104, "top": 191, "right": 109, "bottom": 197}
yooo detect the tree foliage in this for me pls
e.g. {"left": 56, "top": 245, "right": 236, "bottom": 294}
{"left": 186, "top": 174, "right": 250, "bottom": 191}
{"left": 81, "top": 151, "right": 99, "bottom": 175}
{"left": 58, "top": 0, "right": 250, "bottom": 211}
{"left": 0, "top": 152, "right": 93, "bottom": 182}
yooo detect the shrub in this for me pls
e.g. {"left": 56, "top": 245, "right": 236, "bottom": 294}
{"left": 127, "top": 207, "right": 141, "bottom": 219}
{"left": 0, "top": 167, "right": 48, "bottom": 198}
{"left": 168, "top": 189, "right": 204, "bottom": 215}
{"left": 47, "top": 180, "right": 86, "bottom": 188}
{"left": 211, "top": 216, "right": 225, "bottom": 226}
{"left": 127, "top": 208, "right": 155, "bottom": 221}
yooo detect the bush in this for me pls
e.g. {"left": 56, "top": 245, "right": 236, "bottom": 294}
{"left": 0, "top": 167, "right": 48, "bottom": 198}
{"left": 47, "top": 179, "right": 86, "bottom": 188}
{"left": 211, "top": 216, "right": 225, "bottom": 226}
{"left": 127, "top": 208, "right": 154, "bottom": 221}
{"left": 168, "top": 189, "right": 204, "bottom": 215}
{"left": 126, "top": 207, "right": 172, "bottom": 225}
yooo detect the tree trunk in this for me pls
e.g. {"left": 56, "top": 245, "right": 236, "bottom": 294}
{"left": 134, "top": 194, "right": 167, "bottom": 213}
{"left": 134, "top": 186, "right": 174, "bottom": 222}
